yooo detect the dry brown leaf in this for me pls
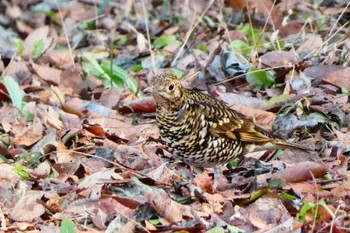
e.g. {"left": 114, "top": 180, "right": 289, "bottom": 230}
{"left": 99, "top": 87, "right": 122, "bottom": 109}
{"left": 55, "top": 141, "right": 77, "bottom": 163}
{"left": 113, "top": 144, "right": 163, "bottom": 170}
{"left": 0, "top": 164, "right": 21, "bottom": 183}
{"left": 78, "top": 168, "right": 115, "bottom": 200}
{"left": 296, "top": 35, "right": 323, "bottom": 54}
{"left": 322, "top": 67, "right": 350, "bottom": 90}
{"left": 42, "top": 50, "right": 74, "bottom": 68}
{"left": 271, "top": 161, "right": 327, "bottom": 183}
{"left": 23, "top": 26, "right": 50, "bottom": 56}
{"left": 113, "top": 177, "right": 192, "bottom": 223}
{"left": 44, "top": 106, "right": 63, "bottom": 129}
{"left": 146, "top": 164, "right": 176, "bottom": 185}
{"left": 119, "top": 96, "right": 156, "bottom": 113}
{"left": 64, "top": 97, "right": 84, "bottom": 116}
{"left": 193, "top": 171, "right": 213, "bottom": 193}
{"left": 231, "top": 105, "right": 276, "bottom": 131}
{"left": 246, "top": 197, "right": 291, "bottom": 230}
{"left": 218, "top": 92, "right": 266, "bottom": 109}
{"left": 13, "top": 116, "right": 43, "bottom": 146}
{"left": 10, "top": 190, "right": 55, "bottom": 222}
{"left": 30, "top": 63, "right": 62, "bottom": 86}
{"left": 331, "top": 182, "right": 350, "bottom": 197}
{"left": 33, "top": 160, "right": 52, "bottom": 177}
{"left": 91, "top": 117, "right": 160, "bottom": 142}
{"left": 260, "top": 51, "right": 300, "bottom": 68}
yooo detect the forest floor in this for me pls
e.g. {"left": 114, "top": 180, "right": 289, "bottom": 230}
{"left": 0, "top": 0, "right": 350, "bottom": 232}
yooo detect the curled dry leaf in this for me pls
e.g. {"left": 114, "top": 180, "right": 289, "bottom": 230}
{"left": 271, "top": 161, "right": 327, "bottom": 183}
{"left": 113, "top": 176, "right": 192, "bottom": 223}
{"left": 119, "top": 96, "right": 156, "bottom": 113}
{"left": 91, "top": 117, "right": 160, "bottom": 142}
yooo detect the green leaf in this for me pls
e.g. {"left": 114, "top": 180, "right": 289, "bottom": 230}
{"left": 60, "top": 218, "right": 75, "bottom": 233}
{"left": 148, "top": 219, "right": 160, "bottom": 225}
{"left": 32, "top": 39, "right": 45, "bottom": 55}
{"left": 170, "top": 68, "right": 183, "bottom": 79}
{"left": 246, "top": 68, "right": 275, "bottom": 90}
{"left": 27, "top": 152, "right": 43, "bottom": 166}
{"left": 226, "top": 157, "right": 241, "bottom": 169}
{"left": 205, "top": 226, "right": 225, "bottom": 233}
{"left": 82, "top": 52, "right": 113, "bottom": 88}
{"left": 280, "top": 192, "right": 298, "bottom": 201}
{"left": 131, "top": 64, "right": 143, "bottom": 72}
{"left": 341, "top": 87, "right": 349, "bottom": 94}
{"left": 3, "top": 76, "right": 25, "bottom": 111}
{"left": 238, "top": 188, "right": 271, "bottom": 205}
{"left": 22, "top": 109, "right": 34, "bottom": 123}
{"left": 101, "top": 59, "right": 138, "bottom": 94}
{"left": 268, "top": 178, "right": 285, "bottom": 188}
{"left": 153, "top": 35, "right": 180, "bottom": 49}
{"left": 0, "top": 154, "right": 9, "bottom": 163}
{"left": 227, "top": 225, "right": 245, "bottom": 233}
{"left": 98, "top": 0, "right": 111, "bottom": 15}
{"left": 323, "top": 173, "right": 332, "bottom": 181}
{"left": 297, "top": 202, "right": 316, "bottom": 222}
{"left": 13, "top": 165, "right": 30, "bottom": 179}
{"left": 265, "top": 94, "right": 295, "bottom": 107}
{"left": 82, "top": 53, "right": 138, "bottom": 94}
{"left": 230, "top": 40, "right": 250, "bottom": 56}
{"left": 119, "top": 35, "right": 127, "bottom": 45}
{"left": 197, "top": 42, "right": 207, "bottom": 52}
{"left": 14, "top": 38, "right": 24, "bottom": 55}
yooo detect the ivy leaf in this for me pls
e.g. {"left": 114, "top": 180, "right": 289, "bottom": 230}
{"left": 246, "top": 68, "right": 275, "bottom": 90}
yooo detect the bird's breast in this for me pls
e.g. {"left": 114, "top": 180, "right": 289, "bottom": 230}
{"left": 155, "top": 105, "right": 244, "bottom": 167}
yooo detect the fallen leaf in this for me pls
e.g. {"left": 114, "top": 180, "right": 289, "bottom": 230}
{"left": 322, "top": 67, "right": 350, "bottom": 90}
{"left": 231, "top": 105, "right": 276, "bottom": 131}
{"left": 246, "top": 196, "right": 291, "bottom": 230}
{"left": 13, "top": 116, "right": 43, "bottom": 147}
{"left": 23, "top": 26, "right": 50, "bottom": 56}
{"left": 10, "top": 190, "right": 55, "bottom": 222}
{"left": 260, "top": 51, "right": 300, "bottom": 68}
{"left": 119, "top": 96, "right": 156, "bottom": 113}
{"left": 271, "top": 161, "right": 327, "bottom": 183}
{"left": 296, "top": 35, "right": 323, "bottom": 54}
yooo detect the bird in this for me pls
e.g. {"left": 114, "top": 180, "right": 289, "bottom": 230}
{"left": 144, "top": 73, "right": 310, "bottom": 168}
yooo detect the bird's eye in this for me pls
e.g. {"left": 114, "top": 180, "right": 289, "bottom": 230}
{"left": 168, "top": 83, "right": 175, "bottom": 91}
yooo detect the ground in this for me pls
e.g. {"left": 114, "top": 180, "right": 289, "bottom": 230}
{"left": 0, "top": 0, "right": 349, "bottom": 232}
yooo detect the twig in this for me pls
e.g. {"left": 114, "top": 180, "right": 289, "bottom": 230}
{"left": 171, "top": 0, "right": 216, "bottom": 67}
{"left": 55, "top": 0, "right": 76, "bottom": 69}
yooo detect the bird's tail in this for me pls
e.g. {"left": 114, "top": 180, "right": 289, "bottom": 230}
{"left": 273, "top": 139, "right": 312, "bottom": 152}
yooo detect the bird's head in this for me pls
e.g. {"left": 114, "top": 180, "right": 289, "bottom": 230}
{"left": 144, "top": 73, "right": 185, "bottom": 109}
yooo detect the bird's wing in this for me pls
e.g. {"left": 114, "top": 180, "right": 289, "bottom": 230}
{"left": 195, "top": 101, "right": 274, "bottom": 143}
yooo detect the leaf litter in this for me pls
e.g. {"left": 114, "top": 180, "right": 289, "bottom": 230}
{"left": 0, "top": 0, "right": 349, "bottom": 232}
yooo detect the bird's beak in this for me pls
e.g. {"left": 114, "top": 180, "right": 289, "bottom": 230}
{"left": 143, "top": 85, "right": 155, "bottom": 94}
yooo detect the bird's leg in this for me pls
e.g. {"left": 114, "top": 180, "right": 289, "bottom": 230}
{"left": 212, "top": 165, "right": 229, "bottom": 192}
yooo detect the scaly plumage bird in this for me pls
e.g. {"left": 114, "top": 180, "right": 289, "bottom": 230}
{"left": 144, "top": 73, "right": 309, "bottom": 168}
